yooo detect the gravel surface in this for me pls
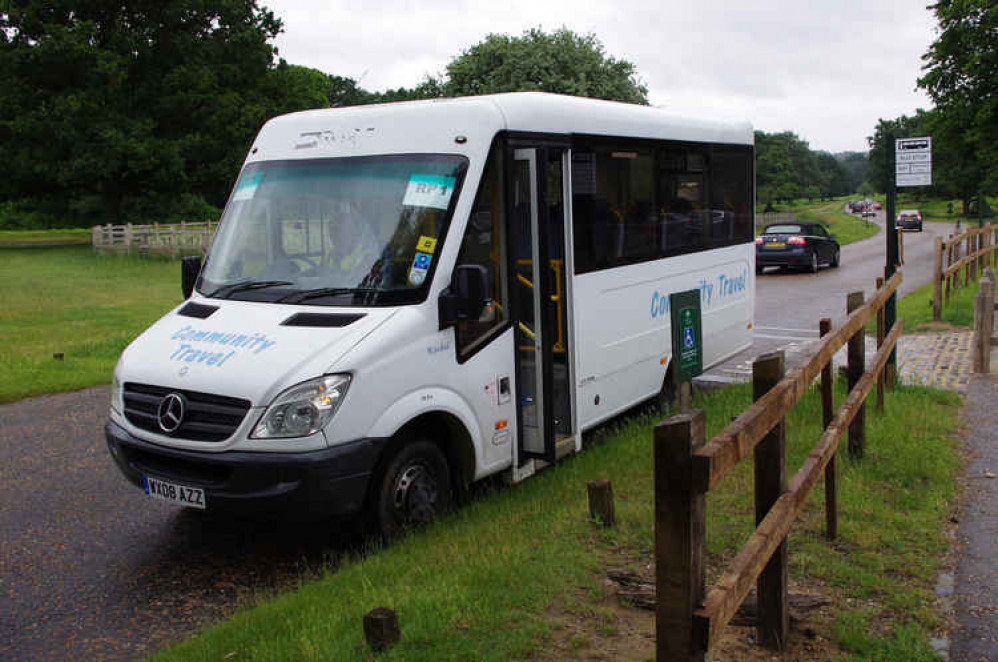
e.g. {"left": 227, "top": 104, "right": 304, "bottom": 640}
{"left": 0, "top": 387, "right": 349, "bottom": 661}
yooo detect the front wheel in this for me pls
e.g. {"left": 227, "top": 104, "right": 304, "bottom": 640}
{"left": 831, "top": 248, "right": 840, "bottom": 268}
{"left": 373, "top": 441, "right": 452, "bottom": 538}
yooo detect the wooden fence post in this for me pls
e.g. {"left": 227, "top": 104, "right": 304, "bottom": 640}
{"left": 898, "top": 229, "right": 904, "bottom": 265}
{"left": 752, "top": 352, "right": 788, "bottom": 651}
{"left": 655, "top": 410, "right": 707, "bottom": 662}
{"left": 847, "top": 292, "right": 866, "bottom": 459}
{"left": 973, "top": 273, "right": 995, "bottom": 373}
{"left": 933, "top": 236, "right": 943, "bottom": 321}
{"left": 587, "top": 480, "right": 616, "bottom": 527}
{"left": 820, "top": 319, "right": 837, "bottom": 541}
{"left": 876, "top": 277, "right": 886, "bottom": 413}
{"left": 363, "top": 607, "right": 400, "bottom": 651}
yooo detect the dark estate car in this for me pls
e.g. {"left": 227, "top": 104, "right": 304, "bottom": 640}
{"left": 755, "top": 222, "right": 840, "bottom": 274}
{"left": 896, "top": 209, "right": 923, "bottom": 232}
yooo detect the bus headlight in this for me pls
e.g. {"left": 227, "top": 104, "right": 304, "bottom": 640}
{"left": 251, "top": 374, "right": 351, "bottom": 439}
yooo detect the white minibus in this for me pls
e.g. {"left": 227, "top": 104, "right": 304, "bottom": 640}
{"left": 105, "top": 92, "right": 755, "bottom": 534}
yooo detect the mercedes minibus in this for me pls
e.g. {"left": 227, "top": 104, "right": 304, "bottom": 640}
{"left": 105, "top": 92, "right": 755, "bottom": 534}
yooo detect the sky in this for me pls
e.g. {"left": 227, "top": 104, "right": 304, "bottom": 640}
{"left": 263, "top": 0, "right": 938, "bottom": 154}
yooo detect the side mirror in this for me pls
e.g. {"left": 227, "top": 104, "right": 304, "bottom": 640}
{"left": 181, "top": 256, "right": 202, "bottom": 299}
{"left": 439, "top": 265, "right": 490, "bottom": 330}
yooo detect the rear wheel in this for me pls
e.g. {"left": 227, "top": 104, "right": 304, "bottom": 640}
{"left": 808, "top": 251, "right": 819, "bottom": 273}
{"left": 373, "top": 440, "right": 452, "bottom": 539}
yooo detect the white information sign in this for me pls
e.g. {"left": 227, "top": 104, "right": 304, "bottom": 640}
{"left": 896, "top": 137, "right": 932, "bottom": 187}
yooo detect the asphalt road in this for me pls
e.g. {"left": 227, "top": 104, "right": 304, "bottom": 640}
{"left": 703, "top": 211, "right": 954, "bottom": 381}
{"left": 0, "top": 389, "right": 350, "bottom": 661}
{"left": 0, "top": 211, "right": 958, "bottom": 661}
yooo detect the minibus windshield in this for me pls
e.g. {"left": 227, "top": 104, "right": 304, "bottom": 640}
{"left": 200, "top": 154, "right": 467, "bottom": 305}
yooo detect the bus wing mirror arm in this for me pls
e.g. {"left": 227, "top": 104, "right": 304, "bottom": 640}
{"left": 182, "top": 256, "right": 202, "bottom": 299}
{"left": 438, "top": 264, "right": 490, "bottom": 330}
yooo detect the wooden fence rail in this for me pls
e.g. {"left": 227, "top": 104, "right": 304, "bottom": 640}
{"left": 932, "top": 223, "right": 998, "bottom": 320}
{"left": 655, "top": 271, "right": 903, "bottom": 660}
{"left": 92, "top": 221, "right": 217, "bottom": 256}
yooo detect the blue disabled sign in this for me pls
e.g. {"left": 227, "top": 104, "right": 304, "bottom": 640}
{"left": 670, "top": 289, "right": 703, "bottom": 383}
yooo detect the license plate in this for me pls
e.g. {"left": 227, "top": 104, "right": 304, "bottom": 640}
{"left": 142, "top": 475, "right": 206, "bottom": 509}
{"left": 766, "top": 241, "right": 786, "bottom": 249}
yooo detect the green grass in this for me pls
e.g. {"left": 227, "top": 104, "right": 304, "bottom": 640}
{"left": 0, "top": 246, "right": 183, "bottom": 403}
{"left": 894, "top": 279, "right": 977, "bottom": 333}
{"left": 149, "top": 382, "right": 961, "bottom": 662}
{"left": 0, "top": 228, "right": 92, "bottom": 246}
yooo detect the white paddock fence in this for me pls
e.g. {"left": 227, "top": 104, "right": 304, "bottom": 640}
{"left": 92, "top": 221, "right": 217, "bottom": 256}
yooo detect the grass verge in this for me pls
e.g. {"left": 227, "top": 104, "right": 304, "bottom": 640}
{"left": 150, "top": 382, "right": 961, "bottom": 662}
{"left": 893, "top": 279, "right": 977, "bottom": 333}
{"left": 0, "top": 246, "right": 182, "bottom": 403}
{"left": 0, "top": 228, "right": 92, "bottom": 246}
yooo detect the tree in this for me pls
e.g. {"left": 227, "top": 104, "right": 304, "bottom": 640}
{"left": 918, "top": 0, "right": 997, "bottom": 194}
{"left": 372, "top": 28, "right": 649, "bottom": 106}
{"left": 443, "top": 29, "right": 648, "bottom": 104}
{"left": 0, "top": 0, "right": 308, "bottom": 226}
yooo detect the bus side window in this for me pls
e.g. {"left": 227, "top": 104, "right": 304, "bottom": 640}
{"left": 455, "top": 149, "right": 509, "bottom": 358}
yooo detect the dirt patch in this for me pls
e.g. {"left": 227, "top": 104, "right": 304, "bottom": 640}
{"left": 540, "top": 581, "right": 843, "bottom": 662}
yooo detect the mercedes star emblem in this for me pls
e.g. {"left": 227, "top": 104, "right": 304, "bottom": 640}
{"left": 157, "top": 392, "right": 187, "bottom": 434}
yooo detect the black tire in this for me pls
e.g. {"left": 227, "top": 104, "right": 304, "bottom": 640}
{"left": 756, "top": 265, "right": 764, "bottom": 275}
{"left": 831, "top": 248, "right": 840, "bottom": 268}
{"left": 808, "top": 251, "right": 819, "bottom": 273}
{"left": 655, "top": 369, "right": 676, "bottom": 410}
{"left": 373, "top": 440, "right": 452, "bottom": 538}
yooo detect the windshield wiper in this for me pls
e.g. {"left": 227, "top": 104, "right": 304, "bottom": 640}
{"left": 278, "top": 287, "right": 383, "bottom": 305}
{"left": 207, "top": 280, "right": 294, "bottom": 299}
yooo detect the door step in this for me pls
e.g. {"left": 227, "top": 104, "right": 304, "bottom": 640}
{"left": 555, "top": 435, "right": 577, "bottom": 460}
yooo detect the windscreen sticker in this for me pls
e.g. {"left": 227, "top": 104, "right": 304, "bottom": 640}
{"left": 402, "top": 174, "right": 455, "bottom": 210}
{"left": 408, "top": 251, "right": 432, "bottom": 286}
{"left": 416, "top": 235, "right": 438, "bottom": 254}
{"left": 232, "top": 171, "right": 263, "bottom": 201}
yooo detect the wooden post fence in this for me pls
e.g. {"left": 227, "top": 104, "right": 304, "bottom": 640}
{"left": 92, "top": 220, "right": 216, "bottom": 256}
{"left": 655, "top": 273, "right": 904, "bottom": 659}
{"left": 655, "top": 411, "right": 707, "bottom": 662}
{"left": 933, "top": 223, "right": 998, "bottom": 321}
{"left": 847, "top": 291, "right": 866, "bottom": 459}
{"left": 752, "top": 352, "right": 788, "bottom": 650}
{"left": 820, "top": 318, "right": 837, "bottom": 540}
{"left": 973, "top": 269, "right": 996, "bottom": 374}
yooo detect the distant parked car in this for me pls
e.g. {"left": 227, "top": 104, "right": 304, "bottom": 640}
{"left": 756, "top": 222, "right": 840, "bottom": 274}
{"left": 872, "top": 202, "right": 882, "bottom": 210}
{"left": 848, "top": 200, "right": 864, "bottom": 213}
{"left": 896, "top": 209, "right": 923, "bottom": 232}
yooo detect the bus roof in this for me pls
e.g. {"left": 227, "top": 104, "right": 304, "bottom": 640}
{"left": 251, "top": 92, "right": 753, "bottom": 163}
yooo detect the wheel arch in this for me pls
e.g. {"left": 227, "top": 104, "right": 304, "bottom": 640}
{"left": 371, "top": 410, "right": 477, "bottom": 499}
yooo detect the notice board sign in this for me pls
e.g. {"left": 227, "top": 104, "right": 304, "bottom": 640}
{"left": 670, "top": 289, "right": 703, "bottom": 383}
{"left": 896, "top": 137, "right": 932, "bottom": 187}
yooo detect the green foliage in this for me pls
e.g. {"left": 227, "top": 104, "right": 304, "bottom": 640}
{"left": 919, "top": 0, "right": 998, "bottom": 194}
{"left": 0, "top": 1, "right": 327, "bottom": 228}
{"left": 443, "top": 29, "right": 648, "bottom": 104}
{"left": 755, "top": 131, "right": 856, "bottom": 206}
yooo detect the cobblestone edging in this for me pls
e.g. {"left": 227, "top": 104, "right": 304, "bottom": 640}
{"left": 711, "top": 331, "right": 975, "bottom": 394}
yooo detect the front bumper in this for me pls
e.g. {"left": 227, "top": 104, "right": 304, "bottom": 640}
{"left": 105, "top": 419, "right": 388, "bottom": 516}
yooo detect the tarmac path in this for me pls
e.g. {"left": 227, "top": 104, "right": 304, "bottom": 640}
{"left": 0, "top": 388, "right": 348, "bottom": 661}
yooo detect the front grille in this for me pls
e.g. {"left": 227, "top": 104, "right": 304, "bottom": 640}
{"left": 123, "top": 383, "right": 252, "bottom": 442}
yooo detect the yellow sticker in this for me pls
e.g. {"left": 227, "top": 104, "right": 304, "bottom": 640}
{"left": 417, "top": 236, "right": 438, "bottom": 254}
